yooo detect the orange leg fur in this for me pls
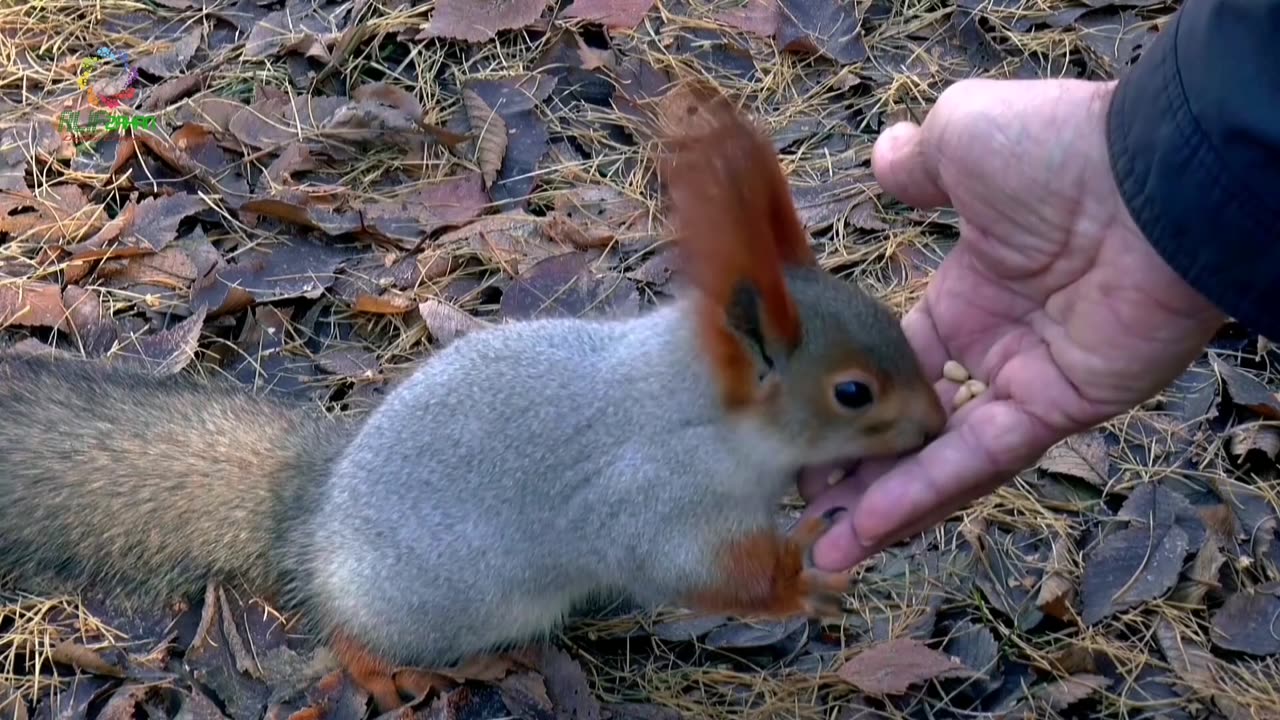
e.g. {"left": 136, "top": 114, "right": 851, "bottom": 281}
{"left": 329, "top": 632, "right": 404, "bottom": 713}
{"left": 682, "top": 512, "right": 852, "bottom": 618}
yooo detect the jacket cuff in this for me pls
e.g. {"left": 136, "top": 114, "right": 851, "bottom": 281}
{"left": 1106, "top": 0, "right": 1280, "bottom": 340}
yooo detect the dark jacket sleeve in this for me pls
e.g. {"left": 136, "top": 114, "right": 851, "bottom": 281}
{"left": 1107, "top": 0, "right": 1280, "bottom": 340}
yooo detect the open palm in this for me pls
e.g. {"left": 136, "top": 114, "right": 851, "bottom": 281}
{"left": 800, "top": 78, "right": 1225, "bottom": 570}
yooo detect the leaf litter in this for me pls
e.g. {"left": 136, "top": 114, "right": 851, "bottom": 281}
{"left": 4, "top": 0, "right": 1280, "bottom": 719}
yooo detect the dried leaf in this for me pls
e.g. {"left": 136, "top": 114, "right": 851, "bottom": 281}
{"left": 419, "top": 0, "right": 552, "bottom": 42}
{"left": 1163, "top": 359, "right": 1219, "bottom": 423}
{"left": 191, "top": 238, "right": 355, "bottom": 317}
{"left": 244, "top": 5, "right": 343, "bottom": 60}
{"left": 776, "top": 0, "right": 867, "bottom": 64}
{"left": 1156, "top": 617, "right": 1255, "bottom": 720}
{"left": 551, "top": 185, "right": 655, "bottom": 248}
{"left": 438, "top": 212, "right": 563, "bottom": 274}
{"left": 1037, "top": 533, "right": 1078, "bottom": 620}
{"left": 49, "top": 638, "right": 126, "bottom": 679}
{"left": 265, "top": 144, "right": 316, "bottom": 186}
{"left": 87, "top": 193, "right": 207, "bottom": 254}
{"left": 532, "top": 647, "right": 602, "bottom": 720}
{"left": 362, "top": 172, "right": 490, "bottom": 247}
{"left": 462, "top": 88, "right": 508, "bottom": 188}
{"left": 499, "top": 671, "right": 553, "bottom": 717}
{"left": 139, "top": 72, "right": 206, "bottom": 112}
{"left": 973, "top": 529, "right": 1046, "bottom": 630}
{"left": 1032, "top": 673, "right": 1111, "bottom": 710}
{"left": 1037, "top": 430, "right": 1110, "bottom": 486}
{"left": 703, "top": 618, "right": 807, "bottom": 649}
{"left": 1118, "top": 482, "right": 1207, "bottom": 549}
{"left": 1170, "top": 539, "right": 1226, "bottom": 605}
{"left": 1080, "top": 522, "right": 1189, "bottom": 625}
{"left": 1210, "top": 591, "right": 1280, "bottom": 655}
{"left": 419, "top": 299, "right": 488, "bottom": 346}
{"left": 136, "top": 25, "right": 202, "bottom": 76}
{"left": 836, "top": 638, "right": 974, "bottom": 695}
{"left": 316, "top": 347, "right": 379, "bottom": 378}
{"left": 109, "top": 308, "right": 207, "bottom": 376}
{"left": 1228, "top": 422, "right": 1280, "bottom": 462}
{"left": 716, "top": 0, "right": 779, "bottom": 37}
{"left": 941, "top": 621, "right": 999, "bottom": 679}
{"left": 0, "top": 281, "right": 67, "bottom": 329}
{"left": 241, "top": 182, "right": 360, "bottom": 225}
{"left": 0, "top": 186, "right": 108, "bottom": 244}
{"left": 649, "top": 613, "right": 730, "bottom": 641}
{"left": 353, "top": 291, "right": 416, "bottom": 314}
{"left": 500, "top": 251, "right": 639, "bottom": 320}
{"left": 563, "top": 0, "right": 657, "bottom": 29}
{"left": 1075, "top": 10, "right": 1157, "bottom": 75}
{"left": 1213, "top": 355, "right": 1280, "bottom": 419}
{"left": 226, "top": 95, "right": 348, "bottom": 150}
{"left": 791, "top": 176, "right": 875, "bottom": 233}
{"left": 462, "top": 75, "right": 554, "bottom": 207}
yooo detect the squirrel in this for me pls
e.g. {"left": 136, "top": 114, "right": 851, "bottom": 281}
{"left": 0, "top": 88, "right": 947, "bottom": 711}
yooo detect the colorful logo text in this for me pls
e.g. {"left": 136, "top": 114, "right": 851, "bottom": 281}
{"left": 78, "top": 47, "right": 140, "bottom": 109}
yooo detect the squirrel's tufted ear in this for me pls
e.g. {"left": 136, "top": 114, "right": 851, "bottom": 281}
{"left": 659, "top": 83, "right": 817, "bottom": 410}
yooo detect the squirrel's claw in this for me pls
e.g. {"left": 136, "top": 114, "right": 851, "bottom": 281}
{"left": 789, "top": 510, "right": 853, "bottom": 617}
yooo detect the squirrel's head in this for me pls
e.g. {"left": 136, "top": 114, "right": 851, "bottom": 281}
{"left": 659, "top": 84, "right": 946, "bottom": 468}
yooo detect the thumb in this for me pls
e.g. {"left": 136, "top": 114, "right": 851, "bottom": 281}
{"left": 871, "top": 121, "right": 950, "bottom": 210}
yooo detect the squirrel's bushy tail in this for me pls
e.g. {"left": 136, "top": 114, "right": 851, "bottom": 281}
{"left": 0, "top": 356, "right": 346, "bottom": 605}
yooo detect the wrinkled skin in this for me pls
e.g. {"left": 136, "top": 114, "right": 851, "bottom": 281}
{"left": 801, "top": 78, "right": 1225, "bottom": 570}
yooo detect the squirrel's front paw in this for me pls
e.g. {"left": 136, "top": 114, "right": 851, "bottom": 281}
{"left": 683, "top": 507, "right": 853, "bottom": 619}
{"left": 786, "top": 509, "right": 854, "bottom": 617}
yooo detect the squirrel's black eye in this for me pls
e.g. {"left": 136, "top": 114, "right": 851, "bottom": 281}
{"left": 833, "top": 381, "right": 874, "bottom": 410}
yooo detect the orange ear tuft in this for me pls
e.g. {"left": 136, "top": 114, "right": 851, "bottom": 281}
{"left": 659, "top": 85, "right": 816, "bottom": 409}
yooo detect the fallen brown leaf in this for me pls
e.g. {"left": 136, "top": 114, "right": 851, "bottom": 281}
{"left": 362, "top": 172, "right": 490, "bottom": 248}
{"left": 462, "top": 87, "right": 508, "bottom": 188}
{"left": 1037, "top": 533, "right": 1078, "bottom": 621}
{"left": 563, "top": 0, "right": 658, "bottom": 29}
{"left": 191, "top": 238, "right": 355, "bottom": 317}
{"left": 108, "top": 308, "right": 207, "bottom": 376}
{"left": 49, "top": 638, "right": 126, "bottom": 679}
{"left": 353, "top": 292, "right": 416, "bottom": 315}
{"left": 419, "top": 299, "right": 489, "bottom": 346}
{"left": 0, "top": 281, "right": 68, "bottom": 330}
{"left": 1079, "top": 522, "right": 1189, "bottom": 625}
{"left": 265, "top": 143, "right": 316, "bottom": 186}
{"left": 1156, "top": 617, "right": 1255, "bottom": 720}
{"left": 716, "top": 0, "right": 779, "bottom": 36}
{"left": 1170, "top": 538, "right": 1226, "bottom": 606}
{"left": 1213, "top": 355, "right": 1280, "bottom": 419}
{"left": 1228, "top": 422, "right": 1280, "bottom": 462}
{"left": 532, "top": 647, "right": 602, "bottom": 720}
{"left": 136, "top": 25, "right": 202, "bottom": 76}
{"left": 461, "top": 75, "right": 555, "bottom": 206}
{"left": 1210, "top": 590, "right": 1280, "bottom": 655}
{"left": 437, "top": 212, "right": 564, "bottom": 274}
{"left": 776, "top": 0, "right": 867, "bottom": 64}
{"left": 139, "top": 72, "right": 206, "bottom": 111}
{"left": 836, "top": 638, "right": 974, "bottom": 695}
{"left": 0, "top": 186, "right": 108, "bottom": 244}
{"left": 419, "top": 0, "right": 552, "bottom": 42}
{"left": 500, "top": 251, "right": 639, "bottom": 320}
{"left": 1037, "top": 430, "right": 1110, "bottom": 487}
{"left": 1032, "top": 673, "right": 1111, "bottom": 711}
{"left": 240, "top": 190, "right": 363, "bottom": 236}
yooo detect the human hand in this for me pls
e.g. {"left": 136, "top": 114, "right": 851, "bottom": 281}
{"left": 799, "top": 78, "right": 1226, "bottom": 571}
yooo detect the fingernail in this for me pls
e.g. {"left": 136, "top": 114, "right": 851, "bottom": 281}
{"left": 821, "top": 506, "right": 848, "bottom": 524}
